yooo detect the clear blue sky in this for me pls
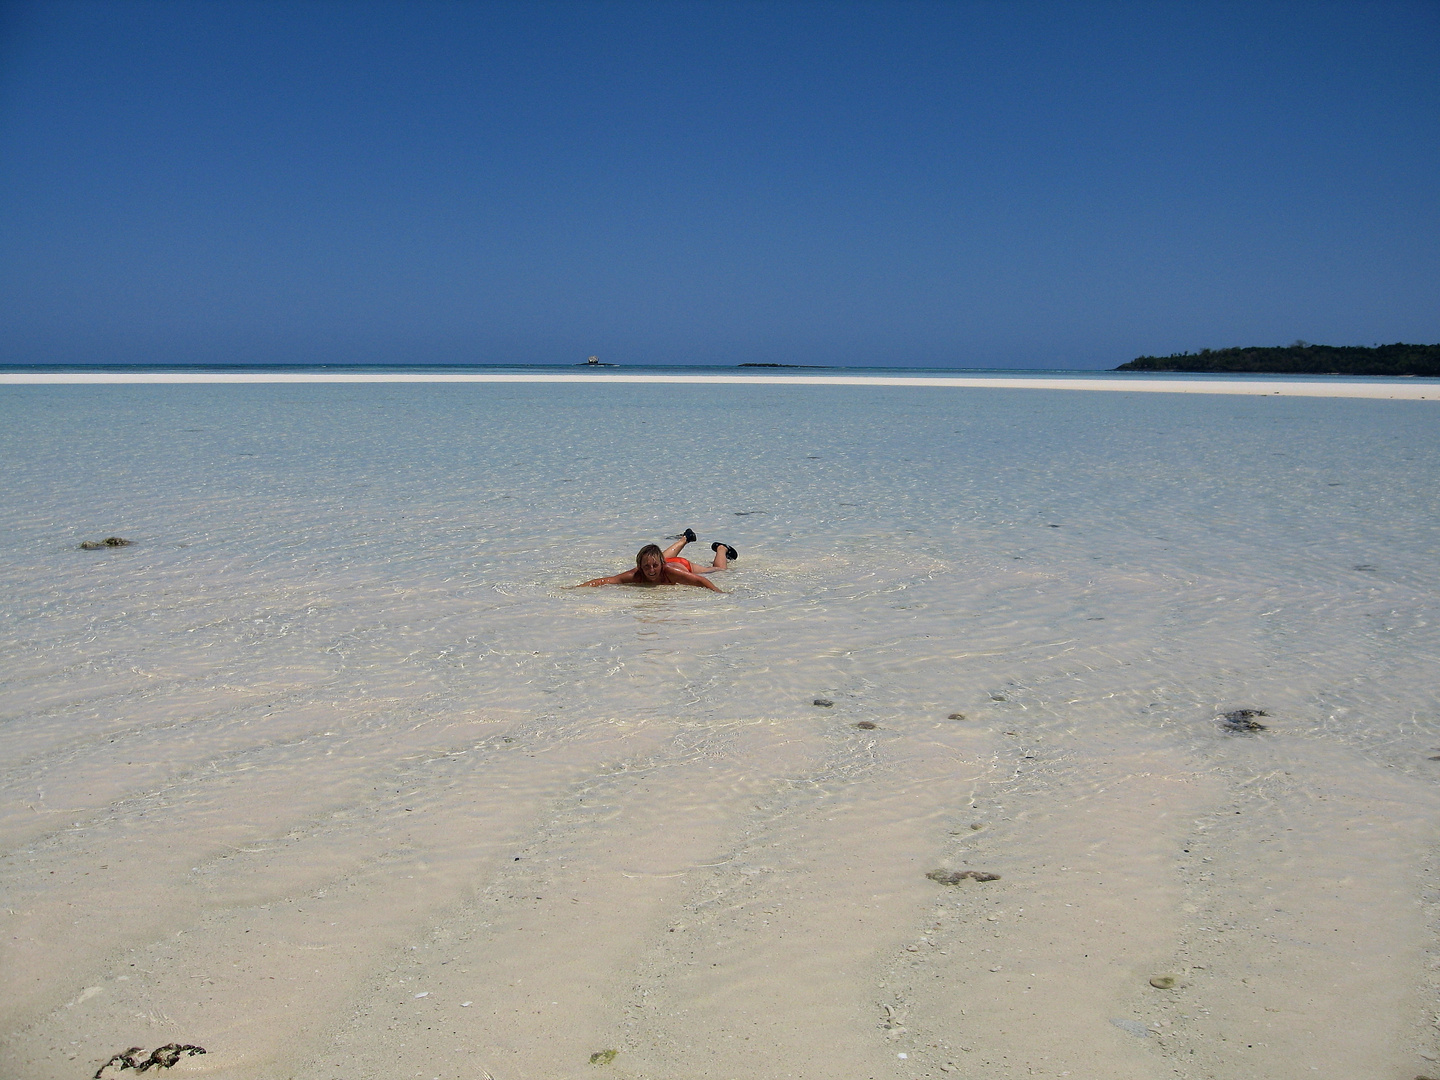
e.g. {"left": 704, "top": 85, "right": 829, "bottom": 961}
{"left": 2, "top": 0, "right": 1437, "bottom": 368}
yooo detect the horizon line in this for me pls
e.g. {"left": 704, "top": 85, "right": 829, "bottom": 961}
{"left": 0, "top": 371, "right": 1433, "bottom": 399}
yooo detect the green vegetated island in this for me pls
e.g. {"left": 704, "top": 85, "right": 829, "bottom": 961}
{"left": 1115, "top": 342, "right": 1440, "bottom": 377}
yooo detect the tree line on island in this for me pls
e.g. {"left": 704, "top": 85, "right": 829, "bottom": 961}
{"left": 1115, "top": 341, "right": 1440, "bottom": 377}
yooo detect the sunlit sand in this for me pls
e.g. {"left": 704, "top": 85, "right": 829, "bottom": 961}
{"left": 2, "top": 370, "right": 1437, "bottom": 399}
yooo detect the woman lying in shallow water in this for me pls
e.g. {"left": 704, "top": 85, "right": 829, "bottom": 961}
{"left": 577, "top": 528, "right": 738, "bottom": 592}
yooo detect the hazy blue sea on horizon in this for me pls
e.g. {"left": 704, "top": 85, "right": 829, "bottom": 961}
{"left": 5, "top": 361, "right": 1440, "bottom": 388}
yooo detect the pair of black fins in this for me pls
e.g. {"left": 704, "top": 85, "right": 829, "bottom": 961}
{"left": 681, "top": 527, "right": 737, "bottom": 561}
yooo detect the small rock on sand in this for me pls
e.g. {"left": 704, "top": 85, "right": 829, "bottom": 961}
{"left": 855, "top": 721, "right": 877, "bottom": 730}
{"left": 589, "top": 1049, "right": 618, "bottom": 1065}
{"left": 948, "top": 712, "right": 966, "bottom": 720}
{"left": 1149, "top": 975, "right": 1179, "bottom": 989}
{"left": 813, "top": 698, "right": 834, "bottom": 707}
{"left": 79, "top": 537, "right": 133, "bottom": 550}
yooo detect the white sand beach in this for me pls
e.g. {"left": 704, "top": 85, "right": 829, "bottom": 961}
{"left": 2, "top": 369, "right": 1438, "bottom": 400}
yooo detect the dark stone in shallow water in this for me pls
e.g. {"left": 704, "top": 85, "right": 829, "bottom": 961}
{"left": 855, "top": 721, "right": 877, "bottom": 730}
{"left": 927, "top": 868, "right": 1001, "bottom": 884}
{"left": 1219, "top": 709, "right": 1268, "bottom": 732}
{"left": 79, "top": 537, "right": 133, "bottom": 550}
{"left": 813, "top": 698, "right": 833, "bottom": 707}
{"left": 94, "top": 1044, "right": 204, "bottom": 1078}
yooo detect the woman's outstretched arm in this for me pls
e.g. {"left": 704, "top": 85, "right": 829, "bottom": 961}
{"left": 576, "top": 568, "right": 637, "bottom": 587}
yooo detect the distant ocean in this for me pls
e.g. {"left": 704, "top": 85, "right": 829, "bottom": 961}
{"left": 2, "top": 372, "right": 1438, "bottom": 1077}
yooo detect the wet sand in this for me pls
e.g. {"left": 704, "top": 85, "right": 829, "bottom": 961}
{"left": 6, "top": 691, "right": 1437, "bottom": 1080}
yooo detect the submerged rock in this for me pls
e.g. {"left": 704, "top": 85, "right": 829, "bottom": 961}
{"left": 79, "top": 537, "right": 133, "bottom": 550}
{"left": 813, "top": 698, "right": 834, "bottom": 707}
{"left": 1219, "top": 709, "right": 1268, "bottom": 732}
{"left": 589, "top": 1049, "right": 618, "bottom": 1065}
{"left": 855, "top": 720, "right": 877, "bottom": 730}
{"left": 94, "top": 1044, "right": 204, "bottom": 1078}
{"left": 948, "top": 712, "right": 966, "bottom": 720}
{"left": 927, "top": 868, "right": 1001, "bottom": 885}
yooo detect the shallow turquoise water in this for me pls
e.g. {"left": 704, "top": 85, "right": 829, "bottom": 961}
{"left": 4, "top": 381, "right": 1440, "bottom": 1079}
{"left": 2, "top": 381, "right": 1437, "bottom": 752}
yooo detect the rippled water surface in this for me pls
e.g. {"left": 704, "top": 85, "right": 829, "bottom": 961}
{"left": 3, "top": 382, "right": 1439, "bottom": 1080}
{"left": 4, "top": 382, "right": 1436, "bottom": 741}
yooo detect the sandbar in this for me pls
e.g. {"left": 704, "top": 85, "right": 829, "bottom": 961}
{"left": 1, "top": 370, "right": 1437, "bottom": 399}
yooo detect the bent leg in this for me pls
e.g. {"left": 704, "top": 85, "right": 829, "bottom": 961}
{"left": 661, "top": 528, "right": 698, "bottom": 561}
